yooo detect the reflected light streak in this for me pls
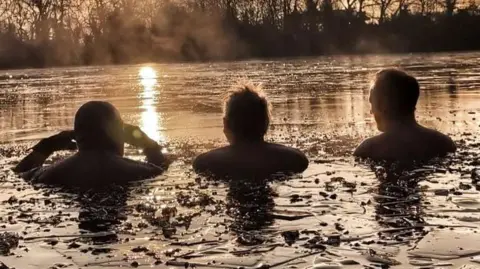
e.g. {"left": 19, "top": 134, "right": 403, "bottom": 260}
{"left": 140, "top": 66, "right": 157, "bottom": 80}
{"left": 138, "top": 67, "right": 164, "bottom": 143}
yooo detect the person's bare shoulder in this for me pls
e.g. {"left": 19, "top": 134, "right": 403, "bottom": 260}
{"left": 353, "top": 134, "right": 385, "bottom": 159}
{"left": 31, "top": 155, "right": 79, "bottom": 185}
{"left": 115, "top": 156, "right": 164, "bottom": 180}
{"left": 266, "top": 143, "right": 309, "bottom": 173}
{"left": 193, "top": 146, "right": 231, "bottom": 174}
{"left": 421, "top": 127, "right": 456, "bottom": 154}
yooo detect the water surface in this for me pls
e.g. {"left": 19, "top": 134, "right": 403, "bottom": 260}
{"left": 1, "top": 52, "right": 480, "bottom": 269}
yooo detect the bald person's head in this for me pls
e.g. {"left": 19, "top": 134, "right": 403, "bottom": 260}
{"left": 74, "top": 101, "right": 124, "bottom": 155}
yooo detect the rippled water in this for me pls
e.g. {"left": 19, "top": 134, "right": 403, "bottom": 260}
{"left": 1, "top": 52, "right": 480, "bottom": 269}
{"left": 1, "top": 52, "right": 479, "bottom": 144}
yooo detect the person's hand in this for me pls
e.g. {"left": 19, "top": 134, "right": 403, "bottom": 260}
{"left": 13, "top": 131, "right": 76, "bottom": 174}
{"left": 31, "top": 130, "right": 77, "bottom": 154}
{"left": 123, "top": 124, "right": 159, "bottom": 149}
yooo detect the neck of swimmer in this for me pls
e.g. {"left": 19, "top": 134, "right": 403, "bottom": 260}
{"left": 230, "top": 136, "right": 265, "bottom": 146}
{"left": 381, "top": 113, "right": 418, "bottom": 133}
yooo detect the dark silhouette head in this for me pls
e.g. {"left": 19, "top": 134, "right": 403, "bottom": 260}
{"left": 223, "top": 85, "right": 270, "bottom": 143}
{"left": 369, "top": 69, "right": 420, "bottom": 131}
{"left": 74, "top": 101, "right": 124, "bottom": 155}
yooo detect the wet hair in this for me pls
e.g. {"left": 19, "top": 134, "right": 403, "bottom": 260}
{"left": 74, "top": 101, "right": 124, "bottom": 153}
{"left": 370, "top": 69, "right": 420, "bottom": 118}
{"left": 224, "top": 85, "right": 271, "bottom": 141}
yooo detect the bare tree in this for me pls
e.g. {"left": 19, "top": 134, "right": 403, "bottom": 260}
{"left": 373, "top": 0, "right": 395, "bottom": 23}
{"left": 393, "top": 0, "right": 412, "bottom": 16}
{"left": 339, "top": 0, "right": 358, "bottom": 13}
{"left": 444, "top": 0, "right": 456, "bottom": 16}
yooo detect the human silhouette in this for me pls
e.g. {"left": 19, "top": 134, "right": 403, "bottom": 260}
{"left": 193, "top": 85, "right": 308, "bottom": 179}
{"left": 13, "top": 101, "right": 169, "bottom": 187}
{"left": 354, "top": 69, "right": 456, "bottom": 161}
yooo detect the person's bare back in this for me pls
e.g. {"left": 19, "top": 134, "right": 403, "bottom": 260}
{"left": 29, "top": 151, "right": 163, "bottom": 187}
{"left": 194, "top": 142, "right": 308, "bottom": 178}
{"left": 354, "top": 124, "right": 456, "bottom": 161}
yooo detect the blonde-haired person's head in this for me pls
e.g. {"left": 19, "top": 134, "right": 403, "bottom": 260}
{"left": 223, "top": 84, "right": 271, "bottom": 143}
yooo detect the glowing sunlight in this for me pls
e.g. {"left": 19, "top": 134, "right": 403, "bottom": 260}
{"left": 139, "top": 66, "right": 157, "bottom": 80}
{"left": 138, "top": 67, "right": 164, "bottom": 143}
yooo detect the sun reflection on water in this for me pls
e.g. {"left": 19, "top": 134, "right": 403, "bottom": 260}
{"left": 139, "top": 66, "right": 157, "bottom": 80}
{"left": 138, "top": 67, "right": 164, "bottom": 143}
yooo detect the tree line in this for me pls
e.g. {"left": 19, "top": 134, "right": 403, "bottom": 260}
{"left": 0, "top": 0, "right": 479, "bottom": 69}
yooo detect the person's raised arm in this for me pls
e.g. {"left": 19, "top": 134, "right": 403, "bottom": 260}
{"left": 123, "top": 124, "right": 169, "bottom": 168}
{"left": 13, "top": 131, "right": 77, "bottom": 173}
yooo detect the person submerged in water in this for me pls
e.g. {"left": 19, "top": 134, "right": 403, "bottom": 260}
{"left": 193, "top": 85, "right": 309, "bottom": 178}
{"left": 354, "top": 69, "right": 456, "bottom": 161}
{"left": 13, "top": 101, "right": 169, "bottom": 187}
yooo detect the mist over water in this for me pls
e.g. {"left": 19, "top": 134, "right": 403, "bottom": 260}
{"left": 1, "top": 53, "right": 480, "bottom": 268}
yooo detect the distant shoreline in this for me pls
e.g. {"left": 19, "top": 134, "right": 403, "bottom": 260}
{"left": 1, "top": 49, "right": 479, "bottom": 72}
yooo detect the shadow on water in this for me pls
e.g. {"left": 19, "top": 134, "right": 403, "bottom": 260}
{"left": 200, "top": 173, "right": 295, "bottom": 246}
{"left": 226, "top": 180, "right": 275, "bottom": 233}
{"left": 367, "top": 160, "right": 448, "bottom": 242}
{"left": 74, "top": 185, "right": 129, "bottom": 244}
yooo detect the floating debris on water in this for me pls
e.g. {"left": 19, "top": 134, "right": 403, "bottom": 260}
{"left": 365, "top": 249, "right": 401, "bottom": 266}
{"left": 2, "top": 83, "right": 480, "bottom": 268}
{"left": 281, "top": 230, "right": 300, "bottom": 246}
{"left": 0, "top": 262, "right": 11, "bottom": 269}
{"left": 312, "top": 262, "right": 343, "bottom": 269}
{"left": 0, "top": 232, "right": 19, "bottom": 255}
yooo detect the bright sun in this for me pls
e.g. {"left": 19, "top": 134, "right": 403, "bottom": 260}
{"left": 139, "top": 66, "right": 157, "bottom": 80}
